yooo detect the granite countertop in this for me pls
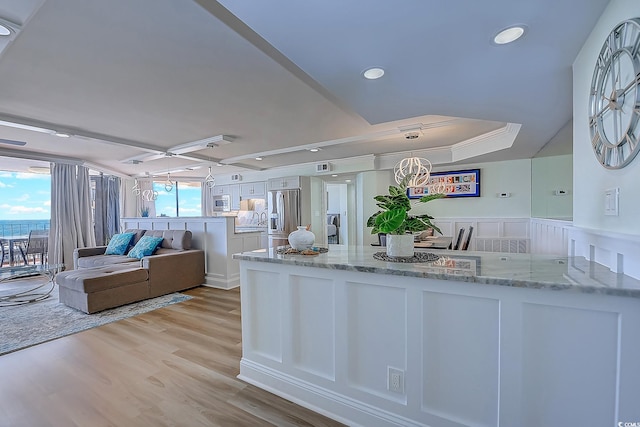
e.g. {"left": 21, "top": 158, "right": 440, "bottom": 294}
{"left": 233, "top": 246, "right": 640, "bottom": 299}
{"left": 234, "top": 226, "right": 268, "bottom": 234}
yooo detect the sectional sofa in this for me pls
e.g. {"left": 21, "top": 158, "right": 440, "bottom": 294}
{"left": 55, "top": 229, "right": 205, "bottom": 313}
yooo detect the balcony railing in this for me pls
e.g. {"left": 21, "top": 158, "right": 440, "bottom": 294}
{"left": 0, "top": 221, "right": 50, "bottom": 238}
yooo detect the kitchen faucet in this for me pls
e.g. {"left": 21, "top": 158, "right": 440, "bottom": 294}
{"left": 259, "top": 212, "right": 267, "bottom": 226}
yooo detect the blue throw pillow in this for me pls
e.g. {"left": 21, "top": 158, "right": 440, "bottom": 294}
{"left": 104, "top": 233, "right": 135, "bottom": 255}
{"left": 127, "top": 235, "right": 164, "bottom": 259}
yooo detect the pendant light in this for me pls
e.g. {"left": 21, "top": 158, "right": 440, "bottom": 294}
{"left": 394, "top": 156, "right": 432, "bottom": 187}
{"left": 204, "top": 166, "right": 215, "bottom": 188}
{"left": 164, "top": 172, "right": 174, "bottom": 192}
{"left": 131, "top": 178, "right": 141, "bottom": 196}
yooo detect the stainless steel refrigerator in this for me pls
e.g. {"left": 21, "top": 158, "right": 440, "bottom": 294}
{"left": 268, "top": 189, "right": 301, "bottom": 248}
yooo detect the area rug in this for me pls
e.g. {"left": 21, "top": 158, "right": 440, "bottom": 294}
{"left": 0, "top": 283, "right": 192, "bottom": 356}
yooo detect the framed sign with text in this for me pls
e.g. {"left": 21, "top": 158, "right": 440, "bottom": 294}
{"left": 408, "top": 168, "right": 480, "bottom": 198}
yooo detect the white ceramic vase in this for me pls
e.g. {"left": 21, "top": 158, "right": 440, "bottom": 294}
{"left": 386, "top": 234, "right": 414, "bottom": 258}
{"left": 288, "top": 226, "right": 315, "bottom": 250}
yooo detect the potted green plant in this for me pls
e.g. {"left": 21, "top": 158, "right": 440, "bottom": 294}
{"left": 367, "top": 174, "right": 444, "bottom": 257}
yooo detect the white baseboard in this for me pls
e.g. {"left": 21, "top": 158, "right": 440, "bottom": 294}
{"left": 239, "top": 358, "right": 426, "bottom": 427}
{"left": 203, "top": 274, "right": 239, "bottom": 290}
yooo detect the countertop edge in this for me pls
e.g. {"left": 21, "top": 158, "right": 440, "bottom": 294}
{"left": 233, "top": 251, "right": 640, "bottom": 299}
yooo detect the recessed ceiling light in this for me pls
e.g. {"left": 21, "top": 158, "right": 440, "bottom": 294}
{"left": 309, "top": 148, "right": 321, "bottom": 152}
{"left": 255, "top": 156, "right": 263, "bottom": 161}
{"left": 216, "top": 162, "right": 224, "bottom": 167}
{"left": 331, "top": 174, "right": 338, "bottom": 177}
{"left": 493, "top": 25, "right": 527, "bottom": 45}
{"left": 0, "top": 24, "right": 11, "bottom": 37}
{"left": 345, "top": 179, "right": 352, "bottom": 183}
{"left": 54, "top": 132, "right": 70, "bottom": 138}
{"left": 363, "top": 67, "right": 385, "bottom": 80}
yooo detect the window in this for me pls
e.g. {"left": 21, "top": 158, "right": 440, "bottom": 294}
{"left": 0, "top": 168, "right": 51, "bottom": 236}
{"left": 152, "top": 180, "right": 201, "bottom": 217}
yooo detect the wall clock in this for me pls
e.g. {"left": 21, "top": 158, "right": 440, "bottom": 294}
{"left": 589, "top": 18, "right": 640, "bottom": 169}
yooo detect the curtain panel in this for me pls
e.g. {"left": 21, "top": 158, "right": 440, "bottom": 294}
{"left": 49, "top": 163, "right": 96, "bottom": 270}
{"left": 93, "top": 175, "right": 121, "bottom": 245}
{"left": 201, "top": 184, "right": 216, "bottom": 216}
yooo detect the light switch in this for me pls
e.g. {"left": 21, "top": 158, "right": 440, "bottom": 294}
{"left": 604, "top": 188, "right": 619, "bottom": 216}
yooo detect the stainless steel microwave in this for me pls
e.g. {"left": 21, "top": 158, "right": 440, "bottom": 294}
{"left": 212, "top": 194, "right": 230, "bottom": 212}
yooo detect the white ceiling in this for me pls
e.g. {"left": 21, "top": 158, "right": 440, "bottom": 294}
{"left": 0, "top": 0, "right": 608, "bottom": 179}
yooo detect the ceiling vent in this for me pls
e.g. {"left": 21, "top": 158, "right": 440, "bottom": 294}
{"left": 316, "top": 162, "right": 332, "bottom": 173}
{"left": 404, "top": 131, "right": 420, "bottom": 140}
{"left": 231, "top": 173, "right": 242, "bottom": 182}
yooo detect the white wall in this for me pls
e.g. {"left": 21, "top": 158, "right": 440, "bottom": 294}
{"left": 326, "top": 184, "right": 342, "bottom": 213}
{"left": 531, "top": 154, "right": 573, "bottom": 220}
{"left": 573, "top": 0, "right": 640, "bottom": 235}
{"left": 357, "top": 170, "right": 393, "bottom": 245}
{"left": 410, "top": 158, "right": 532, "bottom": 219}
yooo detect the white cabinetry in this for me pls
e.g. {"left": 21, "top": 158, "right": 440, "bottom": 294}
{"left": 240, "top": 181, "right": 265, "bottom": 198}
{"left": 268, "top": 176, "right": 300, "bottom": 190}
{"left": 229, "top": 184, "right": 240, "bottom": 210}
{"left": 213, "top": 184, "right": 228, "bottom": 196}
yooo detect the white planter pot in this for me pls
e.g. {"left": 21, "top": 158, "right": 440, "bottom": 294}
{"left": 386, "top": 234, "right": 414, "bottom": 258}
{"left": 288, "top": 226, "right": 315, "bottom": 250}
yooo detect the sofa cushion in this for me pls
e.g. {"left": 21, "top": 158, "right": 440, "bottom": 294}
{"left": 56, "top": 265, "right": 149, "bottom": 294}
{"left": 123, "top": 229, "right": 147, "bottom": 247}
{"left": 143, "top": 230, "right": 192, "bottom": 250}
{"left": 104, "top": 232, "right": 135, "bottom": 255}
{"left": 76, "top": 254, "right": 139, "bottom": 269}
{"left": 128, "top": 235, "right": 164, "bottom": 259}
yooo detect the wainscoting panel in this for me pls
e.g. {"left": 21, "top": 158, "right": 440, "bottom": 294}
{"left": 503, "top": 220, "right": 528, "bottom": 237}
{"left": 290, "top": 275, "right": 336, "bottom": 381}
{"left": 475, "top": 221, "right": 501, "bottom": 238}
{"left": 569, "top": 226, "right": 640, "bottom": 279}
{"left": 345, "top": 281, "right": 407, "bottom": 402}
{"left": 246, "top": 269, "right": 282, "bottom": 362}
{"left": 530, "top": 218, "right": 571, "bottom": 256}
{"left": 421, "top": 292, "right": 500, "bottom": 426}
{"left": 521, "top": 303, "right": 619, "bottom": 427}
{"left": 432, "top": 217, "right": 530, "bottom": 252}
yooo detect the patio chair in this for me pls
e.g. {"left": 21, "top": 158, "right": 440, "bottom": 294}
{"left": 19, "top": 230, "right": 49, "bottom": 265}
{"left": 1, "top": 239, "right": 9, "bottom": 267}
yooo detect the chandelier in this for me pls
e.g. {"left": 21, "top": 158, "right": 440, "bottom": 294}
{"left": 394, "top": 156, "right": 432, "bottom": 187}
{"left": 142, "top": 189, "right": 158, "bottom": 202}
{"left": 394, "top": 155, "right": 449, "bottom": 196}
{"left": 132, "top": 178, "right": 158, "bottom": 201}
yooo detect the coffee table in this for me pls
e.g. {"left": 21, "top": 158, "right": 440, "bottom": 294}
{"left": 0, "top": 263, "right": 63, "bottom": 307}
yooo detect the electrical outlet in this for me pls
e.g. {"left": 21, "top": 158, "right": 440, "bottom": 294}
{"left": 388, "top": 367, "right": 404, "bottom": 393}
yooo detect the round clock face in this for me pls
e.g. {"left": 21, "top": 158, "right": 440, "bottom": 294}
{"left": 589, "top": 18, "right": 640, "bottom": 169}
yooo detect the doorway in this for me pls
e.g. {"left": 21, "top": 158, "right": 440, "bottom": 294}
{"left": 325, "top": 182, "right": 348, "bottom": 246}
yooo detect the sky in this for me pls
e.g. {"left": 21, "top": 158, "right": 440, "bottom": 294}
{"left": 0, "top": 171, "right": 51, "bottom": 220}
{"left": 153, "top": 181, "right": 201, "bottom": 217}
{"left": 0, "top": 170, "right": 202, "bottom": 220}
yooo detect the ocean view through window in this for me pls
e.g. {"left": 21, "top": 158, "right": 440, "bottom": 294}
{"left": 0, "top": 219, "right": 50, "bottom": 237}
{"left": 0, "top": 169, "right": 51, "bottom": 237}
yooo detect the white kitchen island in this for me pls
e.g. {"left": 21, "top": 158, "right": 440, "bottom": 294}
{"left": 234, "top": 246, "right": 640, "bottom": 427}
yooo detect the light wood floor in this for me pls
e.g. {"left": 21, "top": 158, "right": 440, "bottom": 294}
{"left": 0, "top": 286, "right": 345, "bottom": 427}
